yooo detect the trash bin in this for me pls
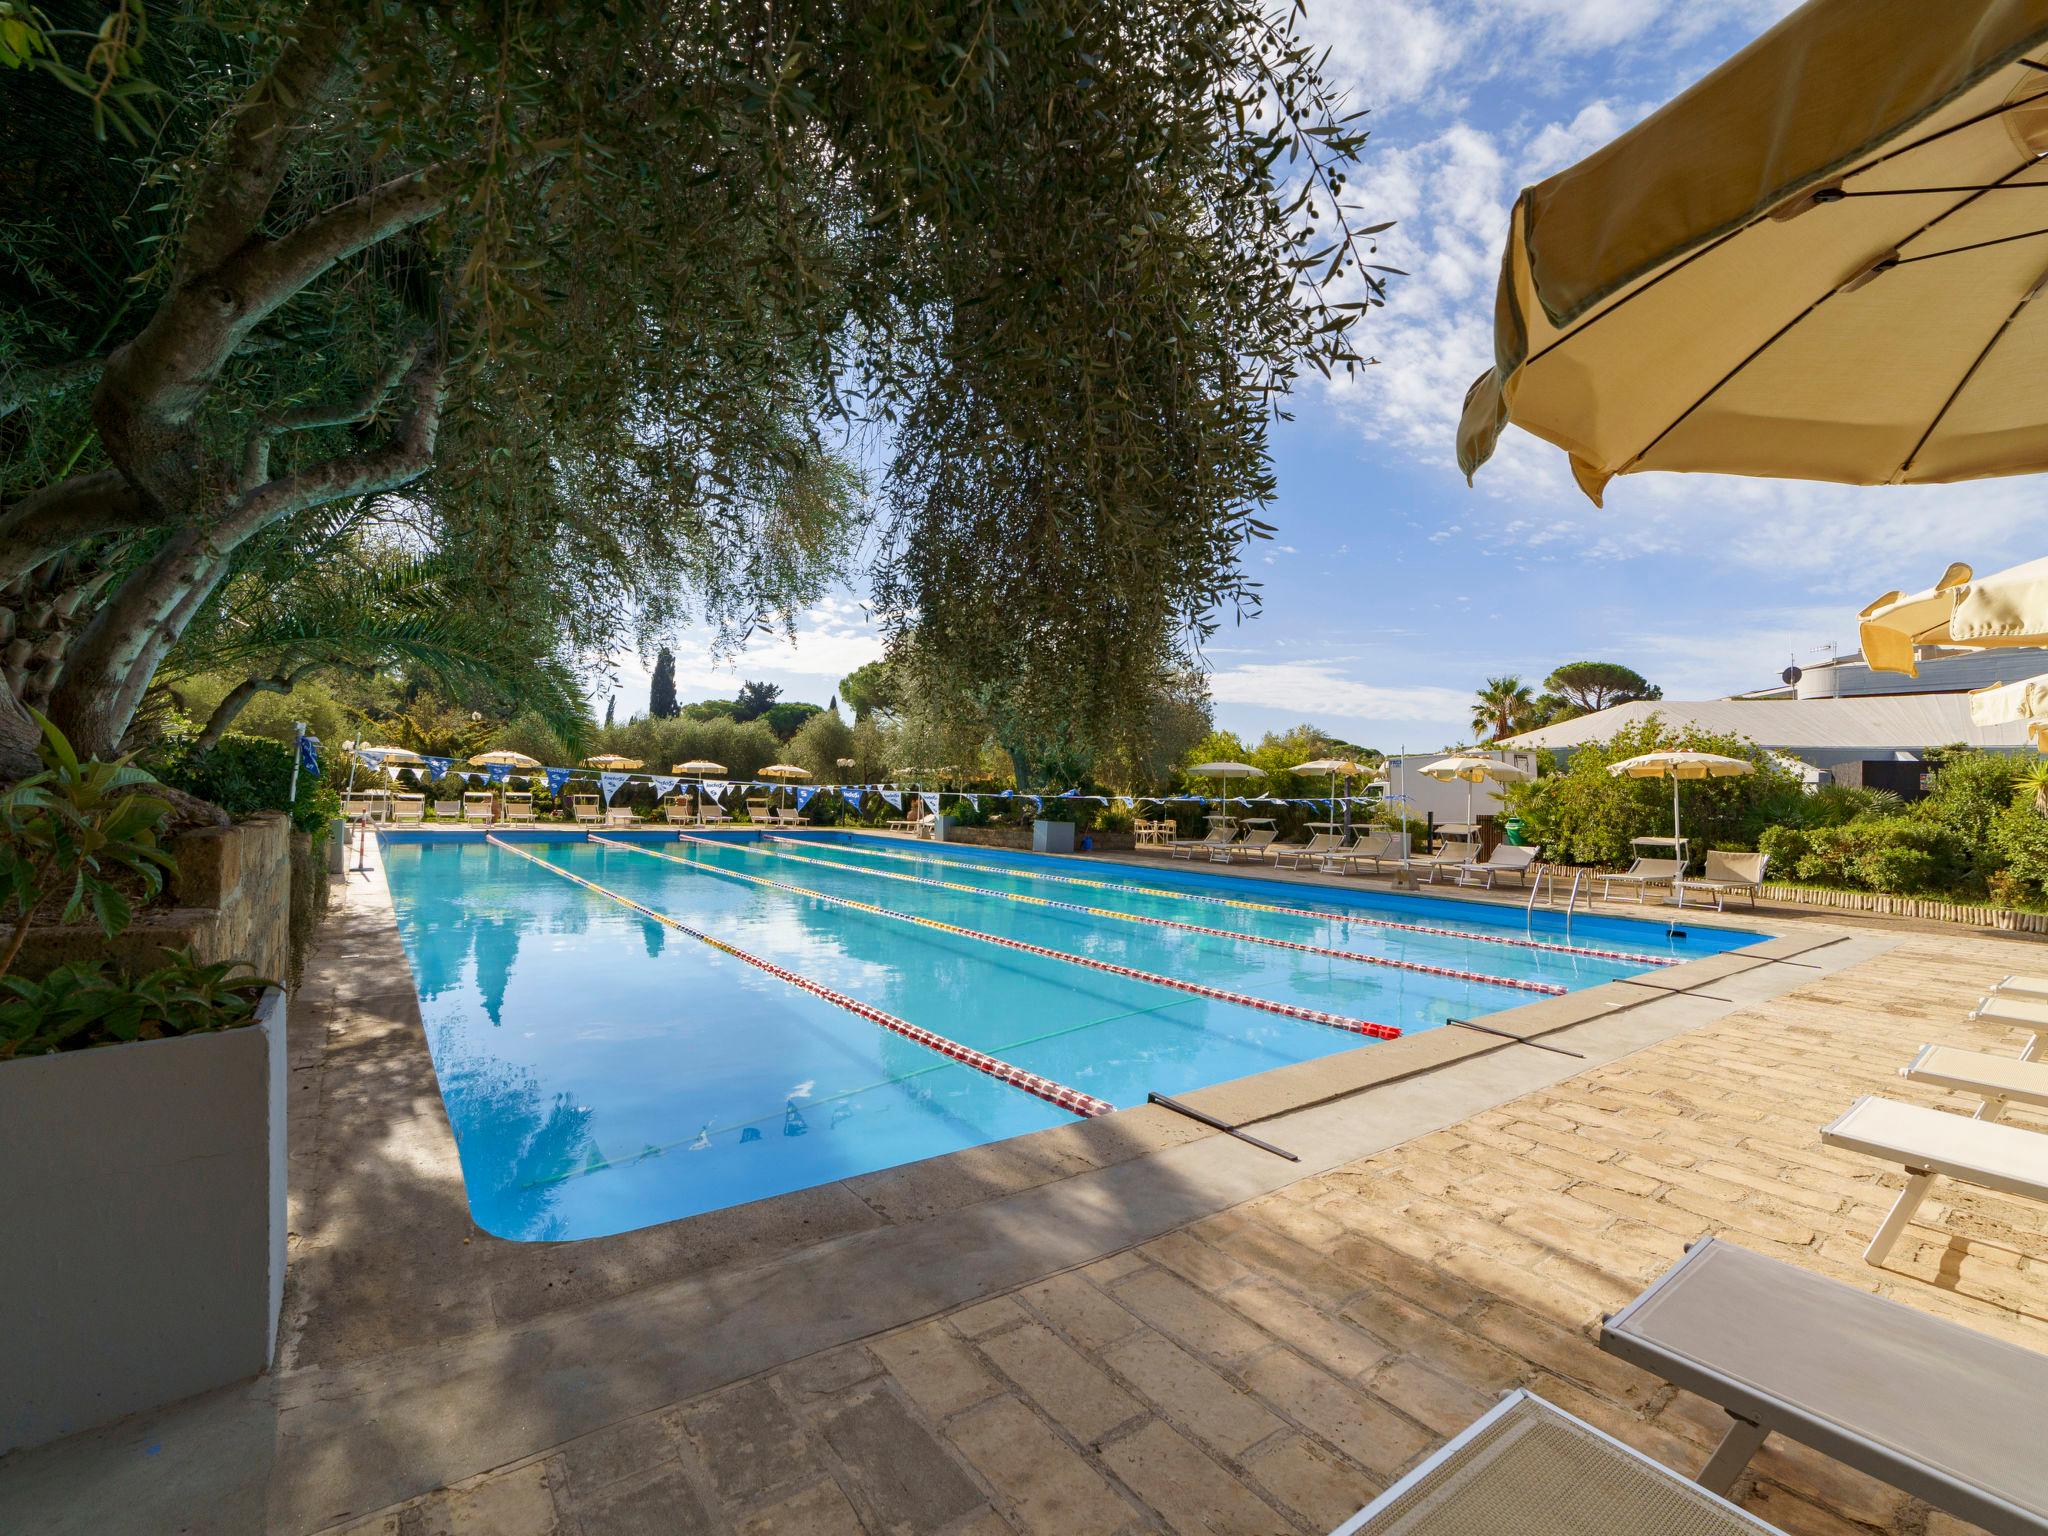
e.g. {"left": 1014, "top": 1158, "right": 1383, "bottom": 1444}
{"left": 1503, "top": 816, "right": 1527, "bottom": 846}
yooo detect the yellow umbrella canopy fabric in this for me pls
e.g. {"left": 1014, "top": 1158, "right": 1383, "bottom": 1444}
{"left": 1606, "top": 751, "right": 1754, "bottom": 780}
{"left": 1459, "top": 0, "right": 2048, "bottom": 503}
{"left": 1859, "top": 557, "right": 2048, "bottom": 675}
{"left": 581, "top": 754, "right": 644, "bottom": 769}
{"left": 1970, "top": 669, "right": 2048, "bottom": 726}
{"left": 758, "top": 764, "right": 811, "bottom": 779}
{"left": 1417, "top": 756, "right": 1530, "bottom": 785}
{"left": 469, "top": 749, "right": 542, "bottom": 768}
{"left": 673, "top": 759, "right": 726, "bottom": 775}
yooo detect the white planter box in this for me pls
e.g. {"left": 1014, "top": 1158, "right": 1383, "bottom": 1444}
{"left": 0, "top": 986, "right": 286, "bottom": 1454}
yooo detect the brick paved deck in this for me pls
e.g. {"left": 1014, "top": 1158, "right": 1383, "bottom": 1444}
{"left": 321, "top": 929, "right": 2047, "bottom": 1536}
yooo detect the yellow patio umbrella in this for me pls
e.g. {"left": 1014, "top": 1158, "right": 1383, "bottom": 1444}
{"left": 1858, "top": 557, "right": 2048, "bottom": 676}
{"left": 759, "top": 762, "right": 810, "bottom": 812}
{"left": 1459, "top": 1, "right": 2048, "bottom": 503}
{"left": 1970, "top": 670, "right": 2048, "bottom": 752}
{"left": 673, "top": 759, "right": 726, "bottom": 775}
{"left": 1292, "top": 757, "right": 1368, "bottom": 827}
{"left": 469, "top": 749, "right": 541, "bottom": 769}
{"left": 581, "top": 754, "right": 644, "bottom": 770}
{"left": 1606, "top": 751, "right": 1754, "bottom": 849}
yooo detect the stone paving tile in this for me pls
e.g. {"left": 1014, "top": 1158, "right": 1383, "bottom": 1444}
{"left": 337, "top": 931, "right": 2048, "bottom": 1536}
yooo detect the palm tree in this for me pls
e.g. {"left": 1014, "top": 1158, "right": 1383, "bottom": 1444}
{"left": 1470, "top": 676, "right": 1537, "bottom": 742}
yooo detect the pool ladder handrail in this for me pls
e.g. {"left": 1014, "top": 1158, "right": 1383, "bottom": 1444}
{"left": 1526, "top": 864, "right": 1583, "bottom": 936}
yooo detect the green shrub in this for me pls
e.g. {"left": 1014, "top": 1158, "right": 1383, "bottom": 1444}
{"left": 0, "top": 947, "right": 271, "bottom": 1059}
{"left": 149, "top": 731, "right": 337, "bottom": 837}
{"left": 1757, "top": 824, "right": 1809, "bottom": 871}
{"left": 1856, "top": 844, "right": 1939, "bottom": 895}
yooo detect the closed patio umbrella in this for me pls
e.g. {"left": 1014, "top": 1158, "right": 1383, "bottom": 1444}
{"left": 1859, "top": 557, "right": 2048, "bottom": 676}
{"left": 1458, "top": 1, "right": 2048, "bottom": 503}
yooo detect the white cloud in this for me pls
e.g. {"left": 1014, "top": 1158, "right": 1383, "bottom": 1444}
{"left": 1207, "top": 661, "right": 1471, "bottom": 722}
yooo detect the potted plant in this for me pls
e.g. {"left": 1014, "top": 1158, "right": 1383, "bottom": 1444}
{"left": 0, "top": 716, "right": 283, "bottom": 1454}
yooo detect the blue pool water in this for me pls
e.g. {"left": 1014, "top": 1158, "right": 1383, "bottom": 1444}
{"left": 380, "top": 831, "right": 1762, "bottom": 1240}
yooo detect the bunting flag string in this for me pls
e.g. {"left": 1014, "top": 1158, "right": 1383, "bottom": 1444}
{"left": 598, "top": 771, "right": 629, "bottom": 805}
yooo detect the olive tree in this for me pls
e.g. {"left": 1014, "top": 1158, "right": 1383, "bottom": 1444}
{"left": 2, "top": 0, "right": 1389, "bottom": 770}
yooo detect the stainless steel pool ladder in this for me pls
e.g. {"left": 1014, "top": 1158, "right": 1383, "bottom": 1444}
{"left": 1526, "top": 864, "right": 1584, "bottom": 934}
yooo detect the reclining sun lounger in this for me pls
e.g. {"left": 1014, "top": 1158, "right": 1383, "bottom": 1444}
{"left": 499, "top": 791, "right": 533, "bottom": 823}
{"left": 1330, "top": 1388, "right": 1778, "bottom": 1536}
{"left": 1970, "top": 993, "right": 2047, "bottom": 1060}
{"left": 461, "top": 791, "right": 496, "bottom": 824}
{"left": 1436, "top": 843, "right": 1541, "bottom": 889}
{"left": 1990, "top": 972, "right": 2048, "bottom": 1003}
{"left": 1673, "top": 850, "right": 1769, "bottom": 911}
{"left": 391, "top": 794, "right": 425, "bottom": 825}
{"left": 1599, "top": 1237, "right": 2048, "bottom": 1534}
{"left": 1595, "top": 856, "right": 1684, "bottom": 904}
{"left": 1273, "top": 831, "right": 1343, "bottom": 870}
{"left": 1901, "top": 1042, "right": 2048, "bottom": 1124}
{"left": 1322, "top": 831, "right": 1400, "bottom": 875}
{"left": 571, "top": 795, "right": 601, "bottom": 825}
{"left": 1167, "top": 825, "right": 1237, "bottom": 860}
{"left": 1821, "top": 1095, "right": 2048, "bottom": 1265}
{"left": 1210, "top": 827, "right": 1277, "bottom": 864}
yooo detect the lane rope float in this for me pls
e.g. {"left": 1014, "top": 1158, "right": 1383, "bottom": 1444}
{"left": 487, "top": 836, "right": 1113, "bottom": 1118}
{"left": 599, "top": 836, "right": 1403, "bottom": 1042}
{"left": 767, "top": 835, "right": 1677, "bottom": 967}
{"left": 731, "top": 832, "right": 1563, "bottom": 996}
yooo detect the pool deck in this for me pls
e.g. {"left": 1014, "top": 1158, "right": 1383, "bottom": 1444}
{"left": 4, "top": 833, "right": 2046, "bottom": 1534}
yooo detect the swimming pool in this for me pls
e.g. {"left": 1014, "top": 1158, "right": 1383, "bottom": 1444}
{"left": 379, "top": 830, "right": 1762, "bottom": 1240}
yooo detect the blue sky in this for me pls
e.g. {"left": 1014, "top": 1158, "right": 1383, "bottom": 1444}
{"left": 608, "top": 0, "right": 2048, "bottom": 750}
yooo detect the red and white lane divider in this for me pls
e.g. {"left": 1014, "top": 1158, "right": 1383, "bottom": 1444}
{"left": 732, "top": 833, "right": 1562, "bottom": 996}
{"left": 487, "top": 836, "right": 1113, "bottom": 1118}
{"left": 602, "top": 836, "right": 1402, "bottom": 1043}
{"left": 769, "top": 836, "right": 1677, "bottom": 968}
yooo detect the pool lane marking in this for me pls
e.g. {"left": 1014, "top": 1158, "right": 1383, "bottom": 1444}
{"left": 601, "top": 836, "right": 1401, "bottom": 1043}
{"left": 726, "top": 834, "right": 1563, "bottom": 997}
{"left": 765, "top": 836, "right": 1677, "bottom": 968}
{"left": 485, "top": 835, "right": 1113, "bottom": 1119}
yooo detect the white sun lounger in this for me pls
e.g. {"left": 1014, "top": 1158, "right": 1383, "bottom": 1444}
{"left": 1167, "top": 825, "right": 1237, "bottom": 860}
{"left": 1330, "top": 1389, "right": 1777, "bottom": 1536}
{"left": 1210, "top": 827, "right": 1276, "bottom": 864}
{"left": 1599, "top": 1237, "right": 2048, "bottom": 1533}
{"left": 1901, "top": 1043, "right": 2048, "bottom": 1124}
{"left": 1322, "top": 831, "right": 1401, "bottom": 875}
{"left": 1821, "top": 1095, "right": 2048, "bottom": 1266}
{"left": 1596, "top": 857, "right": 1685, "bottom": 904}
{"left": 1673, "top": 850, "right": 1769, "bottom": 911}
{"left": 499, "top": 791, "right": 533, "bottom": 823}
{"left": 571, "top": 795, "right": 601, "bottom": 825}
{"left": 1990, "top": 973, "right": 2048, "bottom": 1003}
{"left": 1273, "top": 831, "right": 1343, "bottom": 869}
{"left": 432, "top": 799, "right": 460, "bottom": 819}
{"left": 391, "top": 794, "right": 425, "bottom": 825}
{"left": 1436, "top": 843, "right": 1541, "bottom": 889}
{"left": 1970, "top": 994, "right": 2047, "bottom": 1061}
{"left": 461, "top": 791, "right": 496, "bottom": 824}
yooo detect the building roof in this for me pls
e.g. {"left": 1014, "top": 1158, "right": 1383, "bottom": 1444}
{"left": 1734, "top": 645, "right": 2048, "bottom": 701}
{"left": 1499, "top": 694, "right": 2033, "bottom": 754}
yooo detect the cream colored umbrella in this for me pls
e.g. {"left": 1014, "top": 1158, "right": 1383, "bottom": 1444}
{"left": 1859, "top": 557, "right": 2048, "bottom": 676}
{"left": 469, "top": 749, "right": 541, "bottom": 768}
{"left": 1459, "top": 3, "right": 2048, "bottom": 503}
{"left": 1606, "top": 751, "right": 1754, "bottom": 849}
{"left": 1969, "top": 670, "right": 2048, "bottom": 754}
{"left": 1418, "top": 755, "right": 1532, "bottom": 839}
{"left": 1292, "top": 757, "right": 1368, "bottom": 829}
{"left": 759, "top": 762, "right": 810, "bottom": 813}
{"left": 581, "top": 754, "right": 644, "bottom": 770}
{"left": 1187, "top": 760, "right": 1262, "bottom": 820}
{"left": 672, "top": 759, "right": 726, "bottom": 775}
{"left": 356, "top": 744, "right": 423, "bottom": 765}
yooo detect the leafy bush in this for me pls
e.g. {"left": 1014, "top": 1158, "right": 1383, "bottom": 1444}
{"left": 149, "top": 730, "right": 337, "bottom": 838}
{"left": 0, "top": 713, "right": 176, "bottom": 977}
{"left": 1757, "top": 824, "right": 1809, "bottom": 871}
{"left": 1857, "top": 844, "right": 1939, "bottom": 895}
{"left": 0, "top": 948, "right": 271, "bottom": 1060}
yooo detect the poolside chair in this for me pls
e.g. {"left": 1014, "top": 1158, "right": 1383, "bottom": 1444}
{"left": 499, "top": 791, "right": 533, "bottom": 823}
{"left": 432, "top": 799, "right": 460, "bottom": 819}
{"left": 604, "top": 805, "right": 635, "bottom": 826}
{"left": 1990, "top": 972, "right": 2048, "bottom": 1004}
{"left": 1673, "top": 850, "right": 1769, "bottom": 910}
{"left": 461, "top": 791, "right": 495, "bottom": 825}
{"left": 1595, "top": 856, "right": 1685, "bottom": 904}
{"left": 1273, "top": 830, "right": 1343, "bottom": 869}
{"left": 1330, "top": 1389, "right": 1778, "bottom": 1536}
{"left": 571, "top": 795, "right": 601, "bottom": 825}
{"left": 1210, "top": 826, "right": 1277, "bottom": 864}
{"left": 1437, "top": 842, "right": 1541, "bottom": 889}
{"left": 1970, "top": 993, "right": 2048, "bottom": 1060}
{"left": 884, "top": 813, "right": 920, "bottom": 832}
{"left": 662, "top": 798, "right": 692, "bottom": 823}
{"left": 1133, "top": 819, "right": 1172, "bottom": 848}
{"left": 696, "top": 801, "right": 731, "bottom": 827}
{"left": 744, "top": 798, "right": 770, "bottom": 823}
{"left": 1820, "top": 1095, "right": 2048, "bottom": 1265}
{"left": 1322, "top": 830, "right": 1403, "bottom": 875}
{"left": 1900, "top": 1042, "right": 2048, "bottom": 1125}
{"left": 1167, "top": 824, "right": 1238, "bottom": 860}
{"left": 1599, "top": 1237, "right": 2048, "bottom": 1532}
{"left": 773, "top": 806, "right": 803, "bottom": 826}
{"left": 391, "top": 794, "right": 425, "bottom": 825}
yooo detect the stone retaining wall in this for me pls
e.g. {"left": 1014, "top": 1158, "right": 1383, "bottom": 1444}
{"left": 17, "top": 812, "right": 295, "bottom": 983}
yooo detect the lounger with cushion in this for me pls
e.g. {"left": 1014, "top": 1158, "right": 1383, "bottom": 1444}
{"left": 1901, "top": 1042, "right": 2048, "bottom": 1124}
{"left": 1436, "top": 843, "right": 1541, "bottom": 889}
{"left": 1330, "top": 1388, "right": 1778, "bottom": 1536}
{"left": 1599, "top": 1237, "right": 2048, "bottom": 1532}
{"left": 1595, "top": 857, "right": 1685, "bottom": 904}
{"left": 1820, "top": 1095, "right": 2048, "bottom": 1265}
{"left": 1673, "top": 850, "right": 1769, "bottom": 911}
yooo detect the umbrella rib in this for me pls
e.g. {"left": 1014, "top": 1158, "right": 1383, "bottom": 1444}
{"left": 1620, "top": 152, "right": 2048, "bottom": 473}
{"left": 1893, "top": 259, "right": 2048, "bottom": 480}
{"left": 1848, "top": 85, "right": 2048, "bottom": 177}
{"left": 1891, "top": 223, "right": 2048, "bottom": 264}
